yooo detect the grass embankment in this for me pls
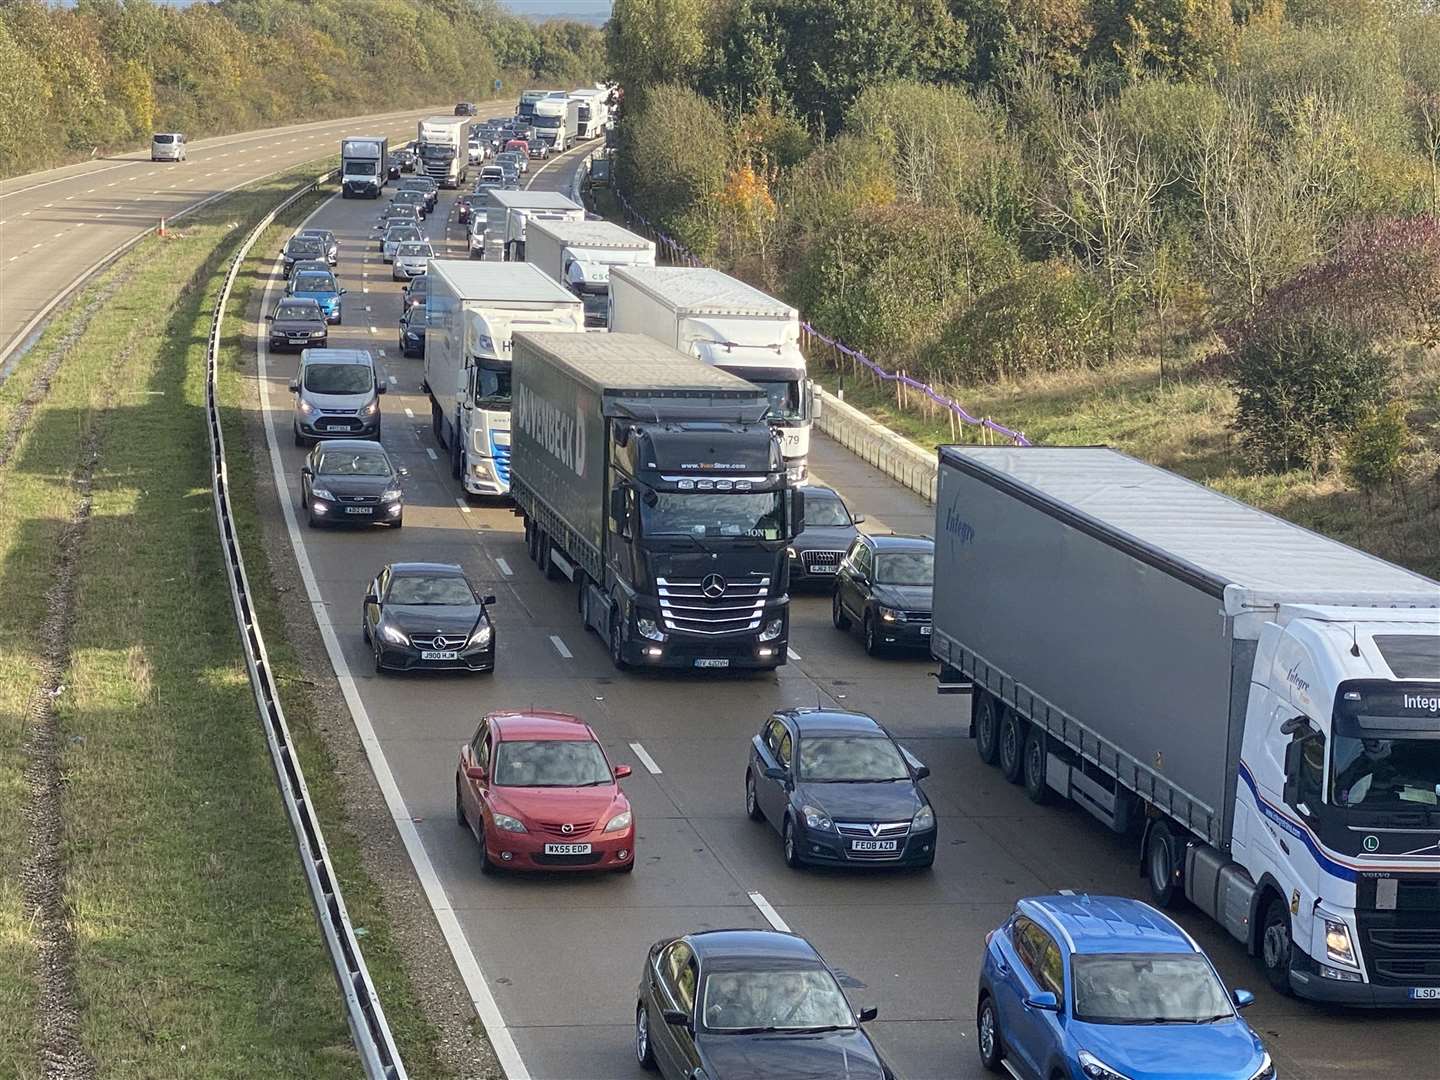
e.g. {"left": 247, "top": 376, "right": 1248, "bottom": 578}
{"left": 815, "top": 347, "right": 1440, "bottom": 581}
{"left": 0, "top": 167, "right": 451, "bottom": 1078}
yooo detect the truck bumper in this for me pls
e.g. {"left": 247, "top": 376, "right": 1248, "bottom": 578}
{"left": 621, "top": 635, "right": 787, "bottom": 671}
{"left": 1290, "top": 948, "right": 1440, "bottom": 1007}
{"left": 463, "top": 456, "right": 510, "bottom": 497}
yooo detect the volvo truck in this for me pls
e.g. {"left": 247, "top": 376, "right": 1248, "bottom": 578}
{"left": 423, "top": 261, "right": 583, "bottom": 496}
{"left": 417, "top": 116, "right": 469, "bottom": 188}
{"left": 930, "top": 445, "right": 1440, "bottom": 1007}
{"left": 527, "top": 219, "right": 655, "bottom": 326}
{"left": 511, "top": 332, "right": 804, "bottom": 672}
{"left": 480, "top": 189, "right": 584, "bottom": 262}
{"left": 532, "top": 95, "right": 581, "bottom": 154}
{"left": 609, "top": 267, "right": 815, "bottom": 483}
{"left": 340, "top": 136, "right": 387, "bottom": 198}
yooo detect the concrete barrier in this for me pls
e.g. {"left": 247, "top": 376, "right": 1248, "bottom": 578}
{"left": 814, "top": 386, "right": 937, "bottom": 503}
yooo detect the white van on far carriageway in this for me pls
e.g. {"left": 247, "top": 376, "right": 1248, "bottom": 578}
{"left": 151, "top": 132, "right": 187, "bottom": 162}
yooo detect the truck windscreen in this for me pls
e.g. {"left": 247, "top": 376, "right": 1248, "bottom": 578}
{"left": 345, "top": 160, "right": 378, "bottom": 175}
{"left": 640, "top": 491, "right": 783, "bottom": 541}
{"left": 533, "top": 116, "right": 561, "bottom": 129}
{"left": 751, "top": 379, "right": 802, "bottom": 422}
{"left": 472, "top": 362, "right": 511, "bottom": 409}
{"left": 1331, "top": 683, "right": 1440, "bottom": 812}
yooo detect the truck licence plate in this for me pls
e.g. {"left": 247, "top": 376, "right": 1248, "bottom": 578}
{"left": 344, "top": 506, "right": 373, "bottom": 515}
{"left": 544, "top": 843, "right": 592, "bottom": 855}
{"left": 1410, "top": 987, "right": 1440, "bottom": 1000}
{"left": 420, "top": 650, "right": 459, "bottom": 661}
{"left": 694, "top": 658, "right": 730, "bottom": 669}
{"left": 851, "top": 840, "right": 899, "bottom": 852}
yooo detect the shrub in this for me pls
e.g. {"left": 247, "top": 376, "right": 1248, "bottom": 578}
{"left": 1344, "top": 403, "right": 1412, "bottom": 492}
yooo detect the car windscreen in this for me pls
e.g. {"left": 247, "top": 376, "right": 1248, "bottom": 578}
{"left": 1071, "top": 954, "right": 1233, "bottom": 1024}
{"left": 292, "top": 273, "right": 335, "bottom": 292}
{"left": 798, "top": 735, "right": 909, "bottom": 782}
{"left": 303, "top": 363, "right": 372, "bottom": 394}
{"left": 701, "top": 968, "right": 854, "bottom": 1032}
{"left": 640, "top": 491, "right": 783, "bottom": 540}
{"left": 491, "top": 740, "right": 610, "bottom": 787}
{"left": 275, "top": 304, "right": 319, "bottom": 321}
{"left": 315, "top": 450, "right": 390, "bottom": 477}
{"left": 396, "top": 244, "right": 432, "bottom": 257}
{"left": 386, "top": 227, "right": 422, "bottom": 243}
{"left": 287, "top": 239, "right": 322, "bottom": 256}
{"left": 386, "top": 574, "right": 474, "bottom": 606}
{"left": 874, "top": 551, "right": 933, "bottom": 586}
{"left": 299, "top": 231, "right": 332, "bottom": 244}
{"left": 803, "top": 494, "right": 850, "bottom": 527}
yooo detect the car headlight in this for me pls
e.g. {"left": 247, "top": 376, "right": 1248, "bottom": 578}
{"left": 380, "top": 488, "right": 402, "bottom": 502}
{"left": 361, "top": 400, "right": 379, "bottom": 417}
{"left": 801, "top": 804, "right": 832, "bottom": 830}
{"left": 1324, "top": 915, "right": 1357, "bottom": 967}
{"left": 468, "top": 623, "right": 493, "bottom": 649}
{"left": 636, "top": 617, "right": 665, "bottom": 642}
{"left": 911, "top": 804, "right": 935, "bottom": 831}
{"left": 311, "top": 329, "right": 326, "bottom": 337}
{"left": 879, "top": 606, "right": 901, "bottom": 622}
{"left": 758, "top": 617, "right": 784, "bottom": 642}
{"left": 298, "top": 398, "right": 316, "bottom": 415}
{"left": 310, "top": 487, "right": 335, "bottom": 501}
{"left": 1078, "top": 1051, "right": 1132, "bottom": 1080}
{"left": 603, "top": 809, "right": 632, "bottom": 833}
{"left": 1247, "top": 1053, "right": 1275, "bottom": 1080}
{"left": 378, "top": 623, "right": 409, "bottom": 645}
{"left": 492, "top": 812, "right": 526, "bottom": 833}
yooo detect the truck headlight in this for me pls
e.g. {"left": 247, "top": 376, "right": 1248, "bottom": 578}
{"left": 1324, "top": 916, "right": 1357, "bottom": 966}
{"left": 801, "top": 805, "right": 832, "bottom": 830}
{"left": 758, "top": 618, "right": 785, "bottom": 642}
{"left": 786, "top": 464, "right": 805, "bottom": 482}
{"left": 1078, "top": 1051, "right": 1132, "bottom": 1080}
{"left": 636, "top": 617, "right": 666, "bottom": 642}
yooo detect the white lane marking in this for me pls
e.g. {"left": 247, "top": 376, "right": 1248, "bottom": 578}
{"left": 20, "top": 210, "right": 29, "bottom": 216}
{"left": 84, "top": 188, "right": 95, "bottom": 194}
{"left": 254, "top": 193, "right": 533, "bottom": 1080}
{"left": 404, "top": 408, "right": 414, "bottom": 418}
{"left": 629, "top": 742, "right": 663, "bottom": 775}
{"left": 387, "top": 374, "right": 397, "bottom": 384}
{"left": 1058, "top": 888, "right": 1077, "bottom": 895}
{"left": 52, "top": 230, "right": 65, "bottom": 238}
{"left": 455, "top": 497, "right": 471, "bottom": 514}
{"left": 787, "top": 647, "right": 802, "bottom": 661}
{"left": 748, "top": 891, "right": 790, "bottom": 932}
{"left": 365, "top": 305, "right": 371, "bottom": 312}
{"left": 362, "top": 286, "right": 369, "bottom": 294}
{"left": 369, "top": 325, "right": 378, "bottom": 334}
{"left": 495, "top": 557, "right": 512, "bottom": 577}
{"left": 7, "top": 256, "right": 18, "bottom": 263}
{"left": 425, "top": 448, "right": 438, "bottom": 461}
{"left": 548, "top": 634, "right": 572, "bottom": 659}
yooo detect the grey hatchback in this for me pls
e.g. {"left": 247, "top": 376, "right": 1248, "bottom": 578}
{"left": 290, "top": 348, "right": 386, "bottom": 447}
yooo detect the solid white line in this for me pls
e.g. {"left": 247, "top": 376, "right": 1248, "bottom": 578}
{"left": 786, "top": 647, "right": 802, "bottom": 661}
{"left": 548, "top": 634, "right": 572, "bottom": 659}
{"left": 254, "top": 190, "right": 532, "bottom": 1080}
{"left": 747, "top": 891, "right": 790, "bottom": 932}
{"left": 455, "top": 497, "right": 471, "bottom": 514}
{"left": 404, "top": 407, "right": 414, "bottom": 418}
{"left": 629, "top": 742, "right": 663, "bottom": 775}
{"left": 426, "top": 447, "right": 438, "bottom": 460}
{"left": 494, "top": 557, "right": 512, "bottom": 577}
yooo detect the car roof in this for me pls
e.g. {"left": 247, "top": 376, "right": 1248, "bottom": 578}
{"left": 389, "top": 560, "right": 466, "bottom": 576}
{"left": 806, "top": 486, "right": 842, "bottom": 501}
{"left": 297, "top": 228, "right": 333, "bottom": 237}
{"left": 276, "top": 296, "right": 323, "bottom": 309}
{"left": 783, "top": 708, "right": 884, "bottom": 736}
{"left": 1020, "top": 895, "right": 1199, "bottom": 956}
{"left": 487, "top": 710, "right": 595, "bottom": 741}
{"left": 314, "top": 439, "right": 389, "bottom": 456}
{"left": 685, "top": 930, "right": 824, "bottom": 967}
{"left": 862, "top": 533, "right": 934, "bottom": 551}
{"left": 301, "top": 348, "right": 372, "bottom": 365}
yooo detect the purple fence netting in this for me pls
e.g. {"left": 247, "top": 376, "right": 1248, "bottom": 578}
{"left": 610, "top": 187, "right": 1029, "bottom": 447}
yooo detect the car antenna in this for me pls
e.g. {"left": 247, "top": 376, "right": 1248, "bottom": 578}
{"left": 1350, "top": 625, "right": 1361, "bottom": 658}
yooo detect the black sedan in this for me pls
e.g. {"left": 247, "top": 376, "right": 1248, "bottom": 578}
{"left": 280, "top": 234, "right": 324, "bottom": 277}
{"left": 745, "top": 708, "right": 935, "bottom": 870}
{"left": 397, "top": 176, "right": 438, "bottom": 213}
{"left": 388, "top": 188, "right": 429, "bottom": 217}
{"left": 831, "top": 533, "right": 934, "bottom": 655}
{"left": 295, "top": 228, "right": 338, "bottom": 265}
{"left": 300, "top": 440, "right": 403, "bottom": 528}
{"left": 787, "top": 485, "right": 863, "bottom": 588}
{"left": 636, "top": 930, "right": 891, "bottom": 1080}
{"left": 362, "top": 562, "right": 496, "bottom": 674}
{"left": 398, "top": 304, "right": 425, "bottom": 357}
{"left": 402, "top": 273, "right": 428, "bottom": 312}
{"left": 266, "top": 297, "right": 328, "bottom": 352}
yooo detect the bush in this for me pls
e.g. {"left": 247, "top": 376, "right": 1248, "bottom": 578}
{"left": 1344, "top": 403, "right": 1412, "bottom": 492}
{"left": 922, "top": 260, "right": 1107, "bottom": 382}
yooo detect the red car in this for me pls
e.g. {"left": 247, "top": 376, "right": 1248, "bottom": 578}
{"left": 504, "top": 138, "right": 529, "bottom": 156}
{"left": 455, "top": 710, "right": 635, "bottom": 873}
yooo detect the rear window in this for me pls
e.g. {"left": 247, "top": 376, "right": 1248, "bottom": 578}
{"left": 293, "top": 273, "right": 335, "bottom": 292}
{"left": 153, "top": 134, "right": 175, "bottom": 144}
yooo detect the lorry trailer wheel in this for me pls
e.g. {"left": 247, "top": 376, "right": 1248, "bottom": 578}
{"left": 998, "top": 708, "right": 1026, "bottom": 784}
{"left": 1023, "top": 728, "right": 1051, "bottom": 805}
{"left": 1145, "top": 824, "right": 1181, "bottom": 908}
{"left": 974, "top": 694, "right": 1000, "bottom": 765}
{"left": 1260, "top": 896, "right": 1295, "bottom": 996}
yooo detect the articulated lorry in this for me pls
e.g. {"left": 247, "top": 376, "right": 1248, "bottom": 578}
{"left": 510, "top": 332, "right": 805, "bottom": 672}
{"left": 481, "top": 189, "right": 584, "bottom": 262}
{"left": 417, "top": 116, "right": 469, "bottom": 188}
{"left": 423, "top": 261, "right": 583, "bottom": 496}
{"left": 532, "top": 95, "right": 581, "bottom": 154}
{"left": 569, "top": 89, "right": 609, "bottom": 139}
{"left": 527, "top": 219, "right": 655, "bottom": 326}
{"left": 930, "top": 446, "right": 1440, "bottom": 1007}
{"left": 609, "top": 267, "right": 816, "bottom": 483}
{"left": 340, "top": 136, "right": 387, "bottom": 198}
{"left": 517, "top": 89, "right": 551, "bottom": 125}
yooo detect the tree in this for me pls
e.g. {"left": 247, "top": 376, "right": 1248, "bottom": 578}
{"left": 1091, "top": 0, "right": 1236, "bottom": 80}
{"left": 607, "top": 0, "right": 707, "bottom": 109}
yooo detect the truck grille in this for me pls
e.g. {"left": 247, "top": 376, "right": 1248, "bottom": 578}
{"left": 491, "top": 439, "right": 511, "bottom": 485}
{"left": 656, "top": 575, "right": 769, "bottom": 636}
{"left": 1358, "top": 913, "right": 1440, "bottom": 986}
{"left": 800, "top": 550, "right": 843, "bottom": 572}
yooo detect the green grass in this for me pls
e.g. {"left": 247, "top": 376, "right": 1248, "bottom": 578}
{"left": 0, "top": 166, "right": 454, "bottom": 1078}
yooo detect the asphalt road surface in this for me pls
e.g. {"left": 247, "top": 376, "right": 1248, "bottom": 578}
{"left": 250, "top": 151, "right": 1439, "bottom": 1079}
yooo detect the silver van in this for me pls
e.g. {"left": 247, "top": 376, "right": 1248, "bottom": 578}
{"left": 151, "top": 132, "right": 187, "bottom": 162}
{"left": 289, "top": 348, "right": 386, "bottom": 447}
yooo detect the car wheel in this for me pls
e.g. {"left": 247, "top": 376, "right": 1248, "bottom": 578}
{"left": 974, "top": 693, "right": 1001, "bottom": 765}
{"left": 1023, "top": 727, "right": 1051, "bottom": 805}
{"left": 608, "top": 607, "right": 629, "bottom": 671}
{"left": 782, "top": 816, "right": 803, "bottom": 869}
{"left": 977, "top": 994, "right": 1003, "bottom": 1073}
{"left": 479, "top": 834, "right": 498, "bottom": 875}
{"left": 372, "top": 644, "right": 384, "bottom": 674}
{"left": 831, "top": 590, "right": 850, "bottom": 631}
{"left": 391, "top": 513, "right": 403, "bottom": 529}
{"left": 745, "top": 771, "right": 765, "bottom": 822}
{"left": 998, "top": 707, "right": 1026, "bottom": 784}
{"left": 1261, "top": 895, "right": 1294, "bottom": 995}
{"left": 306, "top": 507, "right": 319, "bottom": 529}
{"left": 863, "top": 612, "right": 882, "bottom": 656}
{"left": 635, "top": 1003, "right": 657, "bottom": 1071}
{"left": 455, "top": 781, "right": 467, "bottom": 828}
{"left": 1145, "top": 823, "right": 1182, "bottom": 909}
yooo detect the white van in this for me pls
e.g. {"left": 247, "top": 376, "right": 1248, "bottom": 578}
{"left": 151, "top": 133, "right": 187, "bottom": 162}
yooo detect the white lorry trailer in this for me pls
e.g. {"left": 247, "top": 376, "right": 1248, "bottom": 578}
{"left": 930, "top": 446, "right": 1440, "bottom": 1007}
{"left": 417, "top": 116, "right": 469, "bottom": 188}
{"left": 480, "top": 189, "right": 584, "bottom": 262}
{"left": 532, "top": 95, "right": 581, "bottom": 154}
{"left": 569, "top": 89, "right": 608, "bottom": 139}
{"left": 423, "top": 261, "right": 584, "bottom": 496}
{"left": 527, "top": 219, "right": 655, "bottom": 326}
{"left": 609, "top": 266, "right": 815, "bottom": 482}
{"left": 340, "top": 136, "right": 387, "bottom": 198}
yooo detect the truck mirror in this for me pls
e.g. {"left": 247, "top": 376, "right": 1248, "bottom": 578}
{"left": 1282, "top": 738, "right": 1303, "bottom": 808}
{"left": 609, "top": 487, "right": 626, "bottom": 525}
{"left": 811, "top": 384, "right": 823, "bottom": 419}
{"left": 789, "top": 487, "right": 805, "bottom": 538}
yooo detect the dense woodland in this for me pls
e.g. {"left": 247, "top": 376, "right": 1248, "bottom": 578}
{"left": 0, "top": 0, "right": 605, "bottom": 176}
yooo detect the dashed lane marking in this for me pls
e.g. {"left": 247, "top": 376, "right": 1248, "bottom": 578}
{"left": 426, "top": 448, "right": 438, "bottom": 461}
{"left": 455, "top": 497, "right": 471, "bottom": 514}
{"left": 548, "top": 634, "right": 572, "bottom": 659}
{"left": 495, "top": 558, "right": 513, "bottom": 577}
{"left": 629, "top": 743, "right": 663, "bottom": 775}
{"left": 748, "top": 891, "right": 790, "bottom": 932}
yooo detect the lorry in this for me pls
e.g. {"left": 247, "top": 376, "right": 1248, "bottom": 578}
{"left": 511, "top": 332, "right": 806, "bottom": 672}
{"left": 929, "top": 445, "right": 1440, "bottom": 1007}
{"left": 340, "top": 136, "right": 387, "bottom": 198}
{"left": 416, "top": 116, "right": 469, "bottom": 188}
{"left": 569, "top": 89, "right": 609, "bottom": 139}
{"left": 480, "top": 189, "right": 584, "bottom": 262}
{"left": 532, "top": 95, "right": 581, "bottom": 154}
{"left": 609, "top": 267, "right": 816, "bottom": 483}
{"left": 527, "top": 219, "right": 655, "bottom": 327}
{"left": 423, "top": 261, "right": 584, "bottom": 496}
{"left": 517, "top": 89, "right": 551, "bottom": 125}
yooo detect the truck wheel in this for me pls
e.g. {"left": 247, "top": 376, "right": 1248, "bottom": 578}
{"left": 1260, "top": 896, "right": 1295, "bottom": 996}
{"left": 831, "top": 591, "right": 850, "bottom": 631}
{"left": 452, "top": 439, "right": 464, "bottom": 481}
{"left": 525, "top": 519, "right": 538, "bottom": 563}
{"left": 1023, "top": 728, "right": 1051, "bottom": 805}
{"left": 1145, "top": 824, "right": 1182, "bottom": 908}
{"left": 998, "top": 708, "right": 1025, "bottom": 784}
{"left": 974, "top": 694, "right": 1000, "bottom": 765}
{"left": 608, "top": 607, "right": 629, "bottom": 671}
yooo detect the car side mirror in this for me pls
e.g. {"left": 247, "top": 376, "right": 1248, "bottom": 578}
{"left": 376, "top": 382, "right": 388, "bottom": 395}
{"left": 364, "top": 593, "right": 378, "bottom": 605}
{"left": 660, "top": 1008, "right": 691, "bottom": 1029}
{"left": 1023, "top": 991, "right": 1059, "bottom": 1012}
{"left": 914, "top": 764, "right": 931, "bottom": 781}
{"left": 300, "top": 465, "right": 312, "bottom": 477}
{"left": 339, "top": 288, "right": 348, "bottom": 295}
{"left": 265, "top": 313, "right": 274, "bottom": 321}
{"left": 1231, "top": 988, "right": 1255, "bottom": 1010}
{"left": 614, "top": 764, "right": 632, "bottom": 779}
{"left": 857, "top": 1006, "right": 879, "bottom": 1023}
{"left": 288, "top": 379, "right": 299, "bottom": 392}
{"left": 482, "top": 594, "right": 496, "bottom": 606}
{"left": 763, "top": 766, "right": 786, "bottom": 782}
{"left": 851, "top": 513, "right": 865, "bottom": 524}
{"left": 465, "top": 766, "right": 486, "bottom": 781}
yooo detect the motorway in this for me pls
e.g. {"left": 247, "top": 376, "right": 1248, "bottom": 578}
{"left": 247, "top": 149, "right": 1440, "bottom": 1078}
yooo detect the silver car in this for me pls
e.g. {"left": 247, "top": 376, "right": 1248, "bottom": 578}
{"left": 381, "top": 224, "right": 423, "bottom": 262}
{"left": 392, "top": 241, "right": 434, "bottom": 281}
{"left": 151, "top": 132, "right": 186, "bottom": 162}
{"left": 289, "top": 348, "right": 386, "bottom": 447}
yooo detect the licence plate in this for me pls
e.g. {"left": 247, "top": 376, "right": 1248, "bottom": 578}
{"left": 1410, "top": 987, "right": 1440, "bottom": 1000}
{"left": 851, "top": 839, "right": 899, "bottom": 852}
{"left": 323, "top": 423, "right": 349, "bottom": 432}
{"left": 810, "top": 564, "right": 837, "bottom": 574}
{"left": 694, "top": 658, "right": 730, "bottom": 669}
{"left": 420, "top": 650, "right": 459, "bottom": 661}
{"left": 289, "top": 337, "right": 310, "bottom": 344}
{"left": 920, "top": 625, "right": 932, "bottom": 636}
{"left": 344, "top": 506, "right": 373, "bottom": 515}
{"left": 543, "top": 843, "right": 592, "bottom": 855}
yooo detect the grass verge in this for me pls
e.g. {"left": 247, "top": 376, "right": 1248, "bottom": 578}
{"left": 0, "top": 165, "right": 451, "bottom": 1078}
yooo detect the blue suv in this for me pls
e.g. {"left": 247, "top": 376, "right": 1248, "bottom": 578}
{"left": 977, "top": 895, "right": 1274, "bottom": 1080}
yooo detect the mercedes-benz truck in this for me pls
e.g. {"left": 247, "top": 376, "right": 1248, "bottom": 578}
{"left": 511, "top": 332, "right": 805, "bottom": 672}
{"left": 424, "top": 261, "right": 583, "bottom": 496}
{"left": 417, "top": 115, "right": 469, "bottom": 188}
{"left": 609, "top": 267, "right": 815, "bottom": 483}
{"left": 527, "top": 219, "right": 655, "bottom": 326}
{"left": 930, "top": 445, "right": 1440, "bottom": 1007}
{"left": 340, "top": 136, "right": 387, "bottom": 198}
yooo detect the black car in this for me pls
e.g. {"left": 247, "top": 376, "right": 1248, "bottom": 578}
{"left": 636, "top": 930, "right": 890, "bottom": 1080}
{"left": 832, "top": 533, "right": 933, "bottom": 655}
{"left": 376, "top": 203, "right": 421, "bottom": 231}
{"left": 300, "top": 440, "right": 403, "bottom": 528}
{"left": 745, "top": 708, "right": 935, "bottom": 870}
{"left": 402, "top": 273, "right": 428, "bottom": 312}
{"left": 266, "top": 297, "right": 328, "bottom": 352}
{"left": 362, "top": 562, "right": 496, "bottom": 674}
{"left": 398, "top": 304, "right": 425, "bottom": 358}
{"left": 787, "top": 486, "right": 863, "bottom": 588}
{"left": 295, "top": 228, "right": 338, "bottom": 265}
{"left": 454, "top": 102, "right": 477, "bottom": 116}
{"left": 280, "top": 234, "right": 325, "bottom": 277}
{"left": 389, "top": 188, "right": 429, "bottom": 217}
{"left": 391, "top": 147, "right": 417, "bottom": 175}
{"left": 397, "top": 176, "right": 438, "bottom": 213}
